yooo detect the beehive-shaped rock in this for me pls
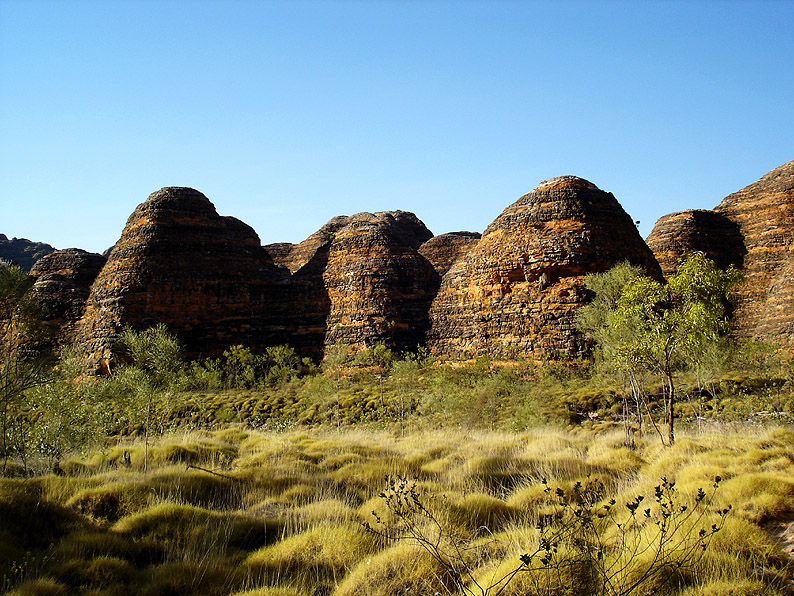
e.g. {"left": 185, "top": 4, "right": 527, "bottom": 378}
{"left": 297, "top": 211, "right": 438, "bottom": 352}
{"left": 74, "top": 187, "right": 285, "bottom": 371}
{"left": 645, "top": 209, "right": 745, "bottom": 278}
{"left": 418, "top": 232, "right": 481, "bottom": 276}
{"left": 30, "top": 249, "right": 106, "bottom": 343}
{"left": 713, "top": 160, "right": 794, "bottom": 340}
{"left": 427, "top": 176, "right": 661, "bottom": 359}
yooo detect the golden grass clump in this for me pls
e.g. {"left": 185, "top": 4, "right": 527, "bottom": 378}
{"left": 6, "top": 578, "right": 69, "bottom": 596}
{"left": 677, "top": 579, "right": 779, "bottom": 596}
{"left": 334, "top": 543, "right": 452, "bottom": 596}
{"left": 447, "top": 493, "right": 518, "bottom": 532}
{"left": 50, "top": 555, "right": 138, "bottom": 595}
{"left": 229, "top": 587, "right": 305, "bottom": 596}
{"left": 716, "top": 472, "right": 794, "bottom": 523}
{"left": 112, "top": 502, "right": 277, "bottom": 559}
{"left": 139, "top": 561, "right": 241, "bottom": 596}
{"left": 66, "top": 469, "right": 246, "bottom": 522}
{"left": 0, "top": 481, "right": 85, "bottom": 552}
{"left": 244, "top": 522, "right": 374, "bottom": 590}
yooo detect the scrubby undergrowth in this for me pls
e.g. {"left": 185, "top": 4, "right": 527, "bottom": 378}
{"left": 2, "top": 426, "right": 794, "bottom": 596}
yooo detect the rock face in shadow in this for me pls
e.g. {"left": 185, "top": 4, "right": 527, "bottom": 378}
{"left": 29, "top": 249, "right": 106, "bottom": 343}
{"left": 426, "top": 176, "right": 662, "bottom": 359}
{"left": 418, "top": 232, "right": 481, "bottom": 276}
{"left": 645, "top": 209, "right": 745, "bottom": 278}
{"left": 713, "top": 160, "right": 794, "bottom": 342}
{"left": 74, "top": 187, "right": 286, "bottom": 372}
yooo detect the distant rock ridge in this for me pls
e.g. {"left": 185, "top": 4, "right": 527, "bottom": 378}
{"left": 0, "top": 234, "right": 56, "bottom": 271}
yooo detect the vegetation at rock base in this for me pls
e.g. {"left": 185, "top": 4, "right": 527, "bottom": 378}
{"left": 2, "top": 255, "right": 794, "bottom": 595}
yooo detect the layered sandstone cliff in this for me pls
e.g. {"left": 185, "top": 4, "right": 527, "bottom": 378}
{"left": 74, "top": 187, "right": 286, "bottom": 372}
{"left": 645, "top": 209, "right": 745, "bottom": 278}
{"left": 427, "top": 176, "right": 662, "bottom": 359}
{"left": 284, "top": 211, "right": 437, "bottom": 352}
{"left": 418, "top": 232, "right": 481, "bottom": 276}
{"left": 30, "top": 249, "right": 106, "bottom": 343}
{"left": 713, "top": 160, "right": 794, "bottom": 342}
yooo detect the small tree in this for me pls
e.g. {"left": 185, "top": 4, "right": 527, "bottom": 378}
{"left": 577, "top": 254, "right": 741, "bottom": 446}
{"left": 28, "top": 347, "right": 110, "bottom": 472}
{"left": 322, "top": 343, "right": 351, "bottom": 431}
{"left": 0, "top": 260, "right": 52, "bottom": 475}
{"left": 575, "top": 263, "right": 647, "bottom": 443}
{"left": 113, "top": 324, "right": 184, "bottom": 472}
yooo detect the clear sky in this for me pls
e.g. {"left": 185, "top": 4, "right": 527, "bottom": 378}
{"left": 1, "top": 0, "right": 792, "bottom": 254}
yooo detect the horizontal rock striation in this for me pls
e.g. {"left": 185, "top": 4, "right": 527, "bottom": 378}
{"left": 305, "top": 211, "right": 437, "bottom": 352}
{"left": 427, "top": 176, "right": 662, "bottom": 359}
{"left": 645, "top": 209, "right": 745, "bottom": 278}
{"left": 30, "top": 249, "right": 106, "bottom": 343}
{"left": 713, "top": 160, "right": 794, "bottom": 341}
{"left": 418, "top": 232, "right": 481, "bottom": 276}
{"left": 74, "top": 187, "right": 287, "bottom": 372}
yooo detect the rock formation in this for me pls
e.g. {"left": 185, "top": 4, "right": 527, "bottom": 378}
{"left": 418, "top": 232, "right": 481, "bottom": 276}
{"left": 74, "top": 187, "right": 287, "bottom": 372}
{"left": 280, "top": 211, "right": 437, "bottom": 353}
{"left": 265, "top": 216, "right": 350, "bottom": 273}
{"left": 427, "top": 176, "right": 662, "bottom": 359}
{"left": 29, "top": 249, "right": 106, "bottom": 343}
{"left": 0, "top": 234, "right": 56, "bottom": 271}
{"left": 712, "top": 160, "right": 794, "bottom": 342}
{"left": 645, "top": 209, "right": 745, "bottom": 278}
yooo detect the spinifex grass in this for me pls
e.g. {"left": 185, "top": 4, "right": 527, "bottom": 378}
{"left": 2, "top": 426, "right": 793, "bottom": 596}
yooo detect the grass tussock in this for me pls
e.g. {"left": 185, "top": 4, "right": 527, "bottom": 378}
{"left": 2, "top": 426, "right": 794, "bottom": 596}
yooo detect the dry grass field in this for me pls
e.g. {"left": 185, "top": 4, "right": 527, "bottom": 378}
{"left": 2, "top": 425, "right": 793, "bottom": 596}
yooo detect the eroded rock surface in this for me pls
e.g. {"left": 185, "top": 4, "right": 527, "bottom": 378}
{"left": 418, "top": 232, "right": 481, "bottom": 276}
{"left": 427, "top": 176, "right": 662, "bottom": 359}
{"left": 296, "top": 211, "right": 437, "bottom": 352}
{"left": 74, "top": 187, "right": 286, "bottom": 372}
{"left": 30, "top": 249, "right": 106, "bottom": 343}
{"left": 714, "top": 160, "right": 794, "bottom": 341}
{"left": 645, "top": 209, "right": 745, "bottom": 278}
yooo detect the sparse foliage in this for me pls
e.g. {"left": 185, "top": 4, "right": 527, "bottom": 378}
{"left": 367, "top": 474, "right": 731, "bottom": 596}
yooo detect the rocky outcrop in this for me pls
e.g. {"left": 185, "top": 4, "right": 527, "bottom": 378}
{"left": 418, "top": 232, "right": 481, "bottom": 276}
{"left": 645, "top": 209, "right": 745, "bottom": 278}
{"left": 0, "top": 234, "right": 56, "bottom": 271}
{"left": 265, "top": 216, "right": 350, "bottom": 273}
{"left": 29, "top": 249, "right": 106, "bottom": 342}
{"left": 74, "top": 187, "right": 287, "bottom": 372}
{"left": 427, "top": 176, "right": 662, "bottom": 359}
{"left": 713, "top": 160, "right": 794, "bottom": 341}
{"left": 286, "top": 211, "right": 437, "bottom": 352}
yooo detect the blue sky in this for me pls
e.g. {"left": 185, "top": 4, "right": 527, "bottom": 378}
{"left": 2, "top": 0, "right": 792, "bottom": 254}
